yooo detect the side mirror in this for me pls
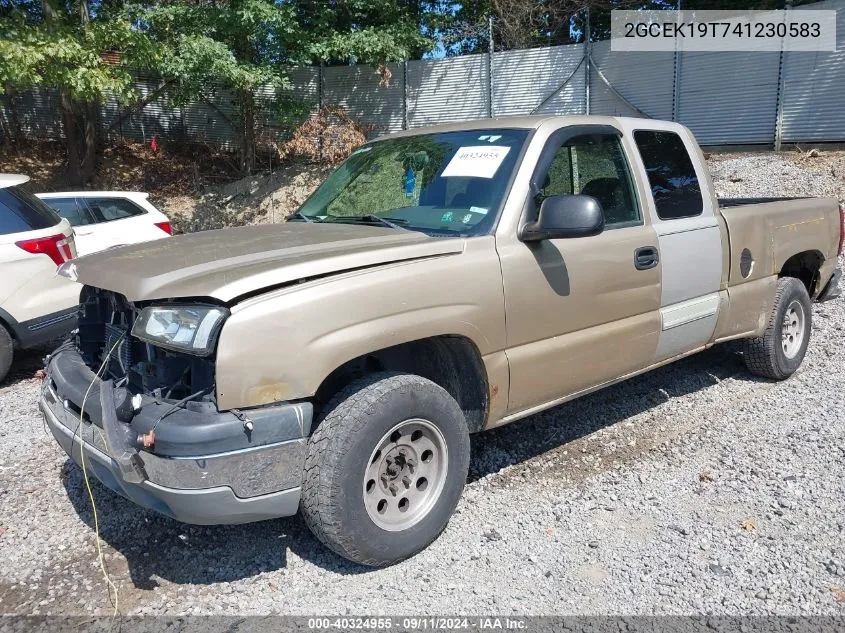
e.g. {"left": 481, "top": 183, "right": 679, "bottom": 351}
{"left": 519, "top": 194, "right": 605, "bottom": 242}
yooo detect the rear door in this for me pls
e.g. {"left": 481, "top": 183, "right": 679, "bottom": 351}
{"left": 79, "top": 196, "right": 150, "bottom": 254}
{"left": 627, "top": 124, "right": 723, "bottom": 361}
{"left": 40, "top": 197, "right": 100, "bottom": 255}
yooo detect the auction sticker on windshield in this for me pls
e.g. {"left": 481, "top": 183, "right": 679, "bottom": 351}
{"left": 441, "top": 146, "right": 511, "bottom": 179}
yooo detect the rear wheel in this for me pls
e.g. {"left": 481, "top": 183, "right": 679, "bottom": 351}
{"left": 744, "top": 277, "right": 812, "bottom": 380}
{"left": 301, "top": 372, "right": 470, "bottom": 566}
{"left": 0, "top": 325, "right": 13, "bottom": 384}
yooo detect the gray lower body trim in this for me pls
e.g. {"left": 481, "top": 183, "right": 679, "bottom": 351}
{"left": 9, "top": 306, "right": 79, "bottom": 349}
{"left": 41, "top": 386, "right": 301, "bottom": 525}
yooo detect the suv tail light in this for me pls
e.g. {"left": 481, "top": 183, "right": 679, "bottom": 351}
{"left": 15, "top": 233, "right": 73, "bottom": 266}
{"left": 155, "top": 221, "right": 172, "bottom": 235}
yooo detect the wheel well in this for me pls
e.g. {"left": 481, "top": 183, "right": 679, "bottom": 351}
{"left": 314, "top": 335, "right": 489, "bottom": 433}
{"left": 0, "top": 315, "right": 17, "bottom": 346}
{"left": 780, "top": 250, "right": 824, "bottom": 296}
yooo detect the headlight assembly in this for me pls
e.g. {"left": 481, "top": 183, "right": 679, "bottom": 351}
{"left": 131, "top": 305, "right": 229, "bottom": 356}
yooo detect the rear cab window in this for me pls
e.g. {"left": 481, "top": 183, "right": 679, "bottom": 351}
{"left": 0, "top": 185, "right": 61, "bottom": 235}
{"left": 83, "top": 198, "right": 146, "bottom": 223}
{"left": 633, "top": 130, "right": 703, "bottom": 220}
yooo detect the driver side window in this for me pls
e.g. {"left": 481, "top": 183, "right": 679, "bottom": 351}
{"left": 540, "top": 134, "right": 641, "bottom": 228}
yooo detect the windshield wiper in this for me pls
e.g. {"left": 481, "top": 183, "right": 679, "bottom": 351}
{"left": 287, "top": 211, "right": 318, "bottom": 223}
{"left": 330, "top": 215, "right": 409, "bottom": 230}
{"left": 361, "top": 214, "right": 408, "bottom": 230}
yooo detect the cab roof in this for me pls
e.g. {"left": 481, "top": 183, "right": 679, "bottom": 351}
{"left": 380, "top": 115, "right": 640, "bottom": 139}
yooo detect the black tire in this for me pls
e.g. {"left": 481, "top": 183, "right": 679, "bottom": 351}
{"left": 743, "top": 276, "right": 812, "bottom": 380}
{"left": 0, "top": 325, "right": 13, "bottom": 384}
{"left": 301, "top": 371, "right": 470, "bottom": 566}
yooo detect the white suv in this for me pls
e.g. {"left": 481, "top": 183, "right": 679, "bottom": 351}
{"left": 0, "top": 175, "right": 80, "bottom": 382}
{"left": 37, "top": 191, "right": 171, "bottom": 256}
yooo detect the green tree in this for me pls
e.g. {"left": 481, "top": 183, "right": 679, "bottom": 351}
{"left": 296, "top": 0, "right": 434, "bottom": 64}
{"left": 136, "top": 0, "right": 306, "bottom": 173}
{"left": 1, "top": 0, "right": 445, "bottom": 181}
{"left": 0, "top": 0, "right": 158, "bottom": 183}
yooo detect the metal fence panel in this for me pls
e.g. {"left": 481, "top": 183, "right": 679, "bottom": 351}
{"left": 119, "top": 80, "right": 187, "bottom": 145}
{"left": 676, "top": 49, "right": 781, "bottom": 145}
{"left": 780, "top": 0, "right": 845, "bottom": 143}
{"left": 323, "top": 63, "right": 404, "bottom": 134}
{"left": 99, "top": 95, "right": 122, "bottom": 142}
{"left": 589, "top": 40, "right": 674, "bottom": 120}
{"left": 11, "top": 87, "right": 62, "bottom": 139}
{"left": 407, "top": 54, "right": 489, "bottom": 128}
{"left": 180, "top": 87, "right": 236, "bottom": 148}
{"left": 492, "top": 44, "right": 586, "bottom": 116}
{"left": 285, "top": 66, "right": 320, "bottom": 109}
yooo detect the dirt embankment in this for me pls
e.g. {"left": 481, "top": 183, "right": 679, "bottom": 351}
{"left": 0, "top": 139, "right": 331, "bottom": 233}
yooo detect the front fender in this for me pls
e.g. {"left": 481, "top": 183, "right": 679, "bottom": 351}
{"left": 215, "top": 237, "right": 505, "bottom": 410}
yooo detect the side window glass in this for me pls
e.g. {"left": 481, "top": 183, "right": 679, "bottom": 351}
{"left": 0, "top": 185, "right": 60, "bottom": 234}
{"left": 85, "top": 198, "right": 145, "bottom": 222}
{"left": 540, "top": 134, "right": 640, "bottom": 227}
{"left": 43, "top": 198, "right": 94, "bottom": 226}
{"left": 540, "top": 147, "right": 573, "bottom": 200}
{"left": 633, "top": 130, "right": 703, "bottom": 220}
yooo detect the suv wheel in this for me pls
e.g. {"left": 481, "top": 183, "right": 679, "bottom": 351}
{"left": 743, "top": 276, "right": 812, "bottom": 380}
{"left": 0, "top": 325, "right": 13, "bottom": 384}
{"left": 301, "top": 372, "right": 470, "bottom": 566}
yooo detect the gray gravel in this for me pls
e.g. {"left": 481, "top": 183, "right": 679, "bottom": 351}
{"left": 0, "top": 150, "right": 843, "bottom": 617}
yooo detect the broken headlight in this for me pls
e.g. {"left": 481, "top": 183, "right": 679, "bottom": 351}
{"left": 131, "top": 305, "right": 229, "bottom": 356}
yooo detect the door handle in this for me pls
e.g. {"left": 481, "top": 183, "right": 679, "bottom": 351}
{"left": 634, "top": 246, "right": 659, "bottom": 270}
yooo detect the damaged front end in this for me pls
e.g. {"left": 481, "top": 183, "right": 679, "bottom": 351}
{"left": 77, "top": 287, "right": 218, "bottom": 406}
{"left": 39, "top": 286, "right": 313, "bottom": 525}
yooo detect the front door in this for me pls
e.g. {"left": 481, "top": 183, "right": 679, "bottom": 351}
{"left": 497, "top": 127, "right": 662, "bottom": 416}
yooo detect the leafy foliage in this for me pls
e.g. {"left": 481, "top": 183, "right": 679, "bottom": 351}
{"left": 0, "top": 0, "right": 445, "bottom": 180}
{"left": 0, "top": 5, "right": 158, "bottom": 104}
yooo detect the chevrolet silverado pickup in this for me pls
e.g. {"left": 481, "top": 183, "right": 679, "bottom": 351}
{"left": 40, "top": 116, "right": 843, "bottom": 566}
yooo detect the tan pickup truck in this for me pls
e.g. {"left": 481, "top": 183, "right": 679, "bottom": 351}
{"left": 40, "top": 116, "right": 842, "bottom": 566}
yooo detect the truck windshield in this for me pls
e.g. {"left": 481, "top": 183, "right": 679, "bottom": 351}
{"left": 296, "top": 129, "right": 529, "bottom": 236}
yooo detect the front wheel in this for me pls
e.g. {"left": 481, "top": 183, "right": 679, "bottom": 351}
{"left": 743, "top": 276, "right": 812, "bottom": 380}
{"left": 301, "top": 372, "right": 470, "bottom": 566}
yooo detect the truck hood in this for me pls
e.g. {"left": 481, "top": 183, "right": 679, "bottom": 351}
{"left": 69, "top": 223, "right": 465, "bottom": 303}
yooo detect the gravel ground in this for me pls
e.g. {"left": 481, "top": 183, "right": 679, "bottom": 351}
{"left": 0, "top": 150, "right": 843, "bottom": 617}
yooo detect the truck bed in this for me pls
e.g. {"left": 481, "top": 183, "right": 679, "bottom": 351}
{"left": 718, "top": 195, "right": 841, "bottom": 291}
{"left": 718, "top": 197, "right": 805, "bottom": 208}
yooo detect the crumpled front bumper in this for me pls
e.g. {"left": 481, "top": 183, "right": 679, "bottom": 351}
{"left": 40, "top": 347, "right": 313, "bottom": 525}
